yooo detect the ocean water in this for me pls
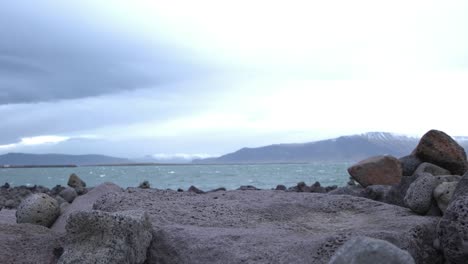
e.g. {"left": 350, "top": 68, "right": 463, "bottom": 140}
{"left": 0, "top": 163, "right": 351, "bottom": 191}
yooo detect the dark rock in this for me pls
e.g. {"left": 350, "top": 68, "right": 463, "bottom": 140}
{"left": 208, "top": 187, "right": 226, "bottom": 192}
{"left": 275, "top": 185, "right": 287, "bottom": 191}
{"left": 325, "top": 185, "right": 338, "bottom": 192}
{"left": 328, "top": 186, "right": 366, "bottom": 197}
{"left": 94, "top": 189, "right": 442, "bottom": 264}
{"left": 413, "top": 162, "right": 451, "bottom": 176}
{"left": 188, "top": 185, "right": 205, "bottom": 194}
{"left": 58, "top": 210, "right": 152, "bottom": 264}
{"left": 413, "top": 129, "right": 468, "bottom": 175}
{"left": 51, "top": 182, "right": 122, "bottom": 233}
{"left": 328, "top": 236, "right": 415, "bottom": 264}
{"left": 437, "top": 195, "right": 468, "bottom": 264}
{"left": 348, "top": 155, "right": 403, "bottom": 187}
{"left": 364, "top": 185, "right": 391, "bottom": 203}
{"left": 399, "top": 155, "right": 423, "bottom": 176}
{"left": 386, "top": 175, "right": 418, "bottom": 207}
{"left": 296, "top": 182, "right": 311, "bottom": 192}
{"left": 0, "top": 223, "right": 63, "bottom": 264}
{"left": 139, "top": 180, "right": 151, "bottom": 189}
{"left": 177, "top": 188, "right": 184, "bottom": 192}
{"left": 1, "top": 182, "right": 10, "bottom": 189}
{"left": 16, "top": 193, "right": 60, "bottom": 227}
{"left": 49, "top": 185, "right": 65, "bottom": 196}
{"left": 67, "top": 173, "right": 86, "bottom": 189}
{"left": 237, "top": 185, "right": 260, "bottom": 191}
{"left": 433, "top": 181, "right": 458, "bottom": 213}
{"left": 404, "top": 173, "right": 439, "bottom": 214}
{"left": 310, "top": 182, "right": 326, "bottom": 193}
{"left": 58, "top": 187, "right": 77, "bottom": 203}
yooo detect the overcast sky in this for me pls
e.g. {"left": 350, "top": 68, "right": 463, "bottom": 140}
{"left": 1, "top": 0, "right": 468, "bottom": 159}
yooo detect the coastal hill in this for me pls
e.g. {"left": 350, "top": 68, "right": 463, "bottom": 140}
{"left": 0, "top": 153, "right": 130, "bottom": 166}
{"left": 194, "top": 132, "right": 468, "bottom": 164}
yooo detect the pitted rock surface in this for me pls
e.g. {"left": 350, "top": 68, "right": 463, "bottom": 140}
{"left": 94, "top": 189, "right": 442, "bottom": 264}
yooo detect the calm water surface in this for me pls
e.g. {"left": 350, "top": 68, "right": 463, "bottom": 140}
{"left": 0, "top": 163, "right": 351, "bottom": 191}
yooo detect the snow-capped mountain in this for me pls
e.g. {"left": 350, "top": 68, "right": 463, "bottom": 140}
{"left": 194, "top": 132, "right": 451, "bottom": 164}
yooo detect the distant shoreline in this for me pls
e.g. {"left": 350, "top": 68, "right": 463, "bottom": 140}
{"left": 0, "top": 161, "right": 330, "bottom": 169}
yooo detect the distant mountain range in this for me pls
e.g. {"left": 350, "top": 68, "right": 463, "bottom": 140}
{"left": 194, "top": 132, "right": 468, "bottom": 164}
{"left": 3, "top": 132, "right": 468, "bottom": 166}
{"left": 0, "top": 153, "right": 130, "bottom": 166}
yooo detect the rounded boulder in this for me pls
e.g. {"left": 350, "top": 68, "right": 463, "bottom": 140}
{"left": 413, "top": 130, "right": 468, "bottom": 175}
{"left": 16, "top": 193, "right": 60, "bottom": 227}
{"left": 328, "top": 236, "right": 415, "bottom": 264}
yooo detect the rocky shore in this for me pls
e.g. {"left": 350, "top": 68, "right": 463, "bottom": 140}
{"left": 1, "top": 129, "right": 468, "bottom": 263}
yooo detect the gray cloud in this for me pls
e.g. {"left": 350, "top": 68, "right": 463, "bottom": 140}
{"left": 0, "top": 1, "right": 213, "bottom": 104}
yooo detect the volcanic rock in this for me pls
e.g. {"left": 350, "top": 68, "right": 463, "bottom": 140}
{"left": 404, "top": 173, "right": 439, "bottom": 214}
{"left": 413, "top": 129, "right": 468, "bottom": 175}
{"left": 348, "top": 155, "right": 402, "bottom": 187}
{"left": 94, "top": 189, "right": 442, "bottom": 264}
{"left": 58, "top": 210, "right": 152, "bottom": 264}
{"left": 16, "top": 193, "right": 60, "bottom": 227}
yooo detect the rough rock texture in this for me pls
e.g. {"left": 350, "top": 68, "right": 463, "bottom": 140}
{"left": 67, "top": 173, "right": 86, "bottom": 189}
{"left": 58, "top": 187, "right": 77, "bottom": 203}
{"left": 413, "top": 130, "right": 468, "bottom": 175}
{"left": 437, "top": 195, "right": 468, "bottom": 264}
{"left": 400, "top": 155, "right": 423, "bottom": 176}
{"left": 451, "top": 171, "right": 468, "bottom": 203}
{"left": 404, "top": 173, "right": 439, "bottom": 214}
{"left": 433, "top": 182, "right": 458, "bottom": 213}
{"left": 51, "top": 182, "right": 122, "bottom": 233}
{"left": 413, "top": 162, "right": 451, "bottom": 176}
{"left": 58, "top": 210, "right": 152, "bottom": 264}
{"left": 188, "top": 185, "right": 205, "bottom": 194}
{"left": 328, "top": 236, "right": 415, "bottom": 264}
{"left": 347, "top": 155, "right": 402, "bottom": 187}
{"left": 0, "top": 223, "right": 63, "bottom": 264}
{"left": 16, "top": 193, "right": 60, "bottom": 227}
{"left": 0, "top": 209, "right": 16, "bottom": 224}
{"left": 94, "top": 189, "right": 442, "bottom": 264}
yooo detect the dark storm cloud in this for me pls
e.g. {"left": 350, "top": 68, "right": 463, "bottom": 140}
{"left": 0, "top": 1, "right": 208, "bottom": 104}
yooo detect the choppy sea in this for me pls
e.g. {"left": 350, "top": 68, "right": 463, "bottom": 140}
{"left": 0, "top": 163, "right": 351, "bottom": 191}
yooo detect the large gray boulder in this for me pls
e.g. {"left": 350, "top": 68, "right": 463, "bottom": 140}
{"left": 94, "top": 189, "right": 442, "bottom": 264}
{"left": 328, "top": 236, "right": 415, "bottom": 264}
{"left": 437, "top": 195, "right": 468, "bottom": 264}
{"left": 51, "top": 182, "right": 122, "bottom": 233}
{"left": 413, "top": 130, "right": 468, "bottom": 175}
{"left": 0, "top": 223, "right": 63, "bottom": 264}
{"left": 58, "top": 210, "right": 152, "bottom": 264}
{"left": 16, "top": 193, "right": 60, "bottom": 227}
{"left": 413, "top": 162, "right": 451, "bottom": 176}
{"left": 347, "top": 155, "right": 403, "bottom": 187}
{"left": 404, "top": 173, "right": 439, "bottom": 214}
{"left": 433, "top": 181, "right": 458, "bottom": 213}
